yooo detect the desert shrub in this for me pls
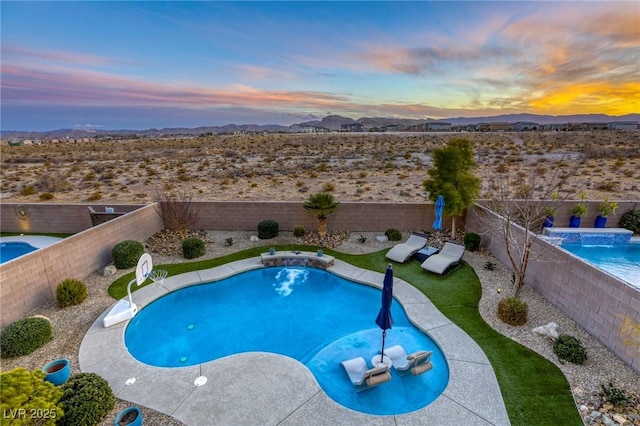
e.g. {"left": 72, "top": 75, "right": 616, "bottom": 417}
{"left": 463, "top": 232, "right": 481, "bottom": 251}
{"left": 484, "top": 261, "right": 496, "bottom": 270}
{"left": 57, "top": 373, "right": 115, "bottom": 426}
{"left": 224, "top": 237, "right": 234, "bottom": 246}
{"left": 0, "top": 317, "right": 53, "bottom": 358}
{"left": 56, "top": 279, "right": 88, "bottom": 308}
{"left": 293, "top": 225, "right": 305, "bottom": 237}
{"left": 19, "top": 185, "right": 36, "bottom": 196}
{"left": 258, "top": 219, "right": 279, "bottom": 239}
{"left": 385, "top": 228, "right": 402, "bottom": 241}
{"left": 496, "top": 297, "right": 528, "bottom": 326}
{"left": 358, "top": 235, "right": 367, "bottom": 243}
{"left": 111, "top": 240, "right": 144, "bottom": 269}
{"left": 600, "top": 381, "right": 632, "bottom": 406}
{"left": 0, "top": 367, "right": 64, "bottom": 424}
{"left": 39, "top": 192, "right": 55, "bottom": 200}
{"left": 619, "top": 208, "right": 640, "bottom": 234}
{"left": 553, "top": 334, "right": 587, "bottom": 365}
{"left": 182, "top": 237, "right": 205, "bottom": 259}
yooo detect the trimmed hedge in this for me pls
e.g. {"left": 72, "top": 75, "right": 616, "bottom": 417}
{"left": 57, "top": 373, "right": 115, "bottom": 426}
{"left": 464, "top": 232, "right": 481, "bottom": 251}
{"left": 56, "top": 278, "right": 88, "bottom": 308}
{"left": 111, "top": 240, "right": 144, "bottom": 269}
{"left": 258, "top": 220, "right": 279, "bottom": 239}
{"left": 182, "top": 237, "right": 205, "bottom": 259}
{"left": 0, "top": 367, "right": 64, "bottom": 424}
{"left": 385, "top": 228, "right": 402, "bottom": 241}
{"left": 619, "top": 208, "right": 640, "bottom": 234}
{"left": 0, "top": 317, "right": 53, "bottom": 358}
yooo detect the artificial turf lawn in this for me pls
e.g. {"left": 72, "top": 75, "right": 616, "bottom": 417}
{"left": 108, "top": 245, "right": 582, "bottom": 426}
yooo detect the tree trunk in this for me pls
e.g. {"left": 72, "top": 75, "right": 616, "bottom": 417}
{"left": 450, "top": 216, "right": 457, "bottom": 240}
{"left": 318, "top": 218, "right": 327, "bottom": 238}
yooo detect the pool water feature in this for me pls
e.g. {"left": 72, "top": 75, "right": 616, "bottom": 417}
{"left": 560, "top": 243, "right": 640, "bottom": 287}
{"left": 0, "top": 242, "right": 38, "bottom": 263}
{"left": 125, "top": 267, "right": 449, "bottom": 415}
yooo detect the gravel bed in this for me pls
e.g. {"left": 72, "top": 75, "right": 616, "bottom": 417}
{"left": 1, "top": 231, "right": 637, "bottom": 425}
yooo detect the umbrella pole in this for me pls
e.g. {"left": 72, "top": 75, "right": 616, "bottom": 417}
{"left": 380, "top": 330, "right": 386, "bottom": 360}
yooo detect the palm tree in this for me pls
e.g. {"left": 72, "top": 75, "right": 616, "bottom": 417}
{"left": 303, "top": 193, "right": 340, "bottom": 238}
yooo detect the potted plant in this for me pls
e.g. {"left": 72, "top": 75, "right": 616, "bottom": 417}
{"left": 543, "top": 207, "right": 556, "bottom": 228}
{"left": 42, "top": 358, "right": 71, "bottom": 386}
{"left": 569, "top": 192, "right": 588, "bottom": 228}
{"left": 114, "top": 406, "right": 142, "bottom": 426}
{"left": 595, "top": 198, "right": 618, "bottom": 228}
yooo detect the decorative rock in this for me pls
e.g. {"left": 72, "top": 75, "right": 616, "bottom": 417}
{"left": 589, "top": 411, "right": 602, "bottom": 420}
{"left": 532, "top": 322, "right": 559, "bottom": 340}
{"left": 602, "top": 414, "right": 618, "bottom": 426}
{"left": 103, "top": 265, "right": 117, "bottom": 276}
{"left": 376, "top": 235, "right": 388, "bottom": 242}
{"left": 613, "top": 414, "right": 629, "bottom": 425}
{"left": 249, "top": 235, "right": 259, "bottom": 242}
{"left": 580, "top": 404, "right": 589, "bottom": 412}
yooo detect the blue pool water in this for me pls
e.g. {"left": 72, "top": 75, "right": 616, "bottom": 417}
{"left": 125, "top": 267, "right": 449, "bottom": 415}
{"left": 560, "top": 243, "right": 640, "bottom": 287}
{"left": 0, "top": 242, "right": 38, "bottom": 264}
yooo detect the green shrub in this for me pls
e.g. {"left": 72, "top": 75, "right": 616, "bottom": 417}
{"left": 496, "top": 297, "right": 528, "bottom": 326}
{"left": 293, "top": 225, "right": 305, "bottom": 237}
{"left": 619, "top": 208, "right": 640, "bottom": 234}
{"left": 358, "top": 235, "right": 367, "bottom": 243}
{"left": 57, "top": 373, "right": 115, "bottom": 426}
{"left": 182, "top": 237, "right": 205, "bottom": 259}
{"left": 39, "top": 192, "right": 55, "bottom": 200}
{"left": 0, "top": 367, "right": 64, "bottom": 424}
{"left": 224, "top": 237, "right": 234, "bottom": 246}
{"left": 463, "top": 232, "right": 481, "bottom": 251}
{"left": 385, "top": 228, "right": 402, "bottom": 241}
{"left": 600, "top": 380, "right": 632, "bottom": 406}
{"left": 553, "top": 334, "right": 587, "bottom": 365}
{"left": 484, "top": 261, "right": 496, "bottom": 270}
{"left": 56, "top": 279, "right": 88, "bottom": 308}
{"left": 258, "top": 219, "right": 279, "bottom": 239}
{"left": 111, "top": 240, "right": 144, "bottom": 269}
{"left": 0, "top": 317, "right": 53, "bottom": 358}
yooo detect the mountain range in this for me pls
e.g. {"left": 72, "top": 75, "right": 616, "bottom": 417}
{"left": 2, "top": 113, "right": 638, "bottom": 139}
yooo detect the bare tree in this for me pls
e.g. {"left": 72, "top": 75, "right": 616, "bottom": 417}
{"left": 153, "top": 188, "right": 199, "bottom": 240}
{"left": 477, "top": 165, "right": 573, "bottom": 297}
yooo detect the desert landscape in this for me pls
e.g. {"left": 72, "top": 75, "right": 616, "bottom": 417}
{"left": 1, "top": 131, "right": 639, "bottom": 205}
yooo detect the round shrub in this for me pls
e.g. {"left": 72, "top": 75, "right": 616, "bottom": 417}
{"left": 463, "top": 232, "right": 481, "bottom": 251}
{"left": 56, "top": 278, "right": 88, "bottom": 308}
{"left": 0, "top": 367, "right": 64, "bottom": 424}
{"left": 57, "top": 373, "right": 115, "bottom": 426}
{"left": 385, "top": 228, "right": 402, "bottom": 241}
{"left": 258, "top": 219, "right": 279, "bottom": 239}
{"left": 496, "top": 297, "right": 528, "bottom": 326}
{"left": 619, "top": 208, "right": 640, "bottom": 234}
{"left": 0, "top": 317, "right": 53, "bottom": 358}
{"left": 111, "top": 240, "right": 144, "bottom": 269}
{"left": 182, "top": 237, "right": 205, "bottom": 259}
{"left": 293, "top": 225, "right": 305, "bottom": 237}
{"left": 553, "top": 334, "right": 587, "bottom": 365}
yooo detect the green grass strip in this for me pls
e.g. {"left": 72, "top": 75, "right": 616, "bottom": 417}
{"left": 107, "top": 245, "right": 581, "bottom": 425}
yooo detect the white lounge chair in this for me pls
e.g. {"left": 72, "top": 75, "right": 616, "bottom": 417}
{"left": 385, "top": 232, "right": 429, "bottom": 263}
{"left": 341, "top": 357, "right": 391, "bottom": 391}
{"left": 385, "top": 345, "right": 433, "bottom": 376}
{"left": 421, "top": 242, "right": 465, "bottom": 275}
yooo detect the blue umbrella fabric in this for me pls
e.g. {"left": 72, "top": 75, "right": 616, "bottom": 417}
{"left": 375, "top": 264, "right": 394, "bottom": 360}
{"left": 433, "top": 195, "right": 445, "bottom": 231}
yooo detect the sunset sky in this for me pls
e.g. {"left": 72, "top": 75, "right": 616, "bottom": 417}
{"left": 1, "top": 1, "right": 639, "bottom": 131}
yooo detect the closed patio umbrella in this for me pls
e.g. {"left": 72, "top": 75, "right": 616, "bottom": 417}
{"left": 375, "top": 264, "right": 394, "bottom": 361}
{"left": 433, "top": 195, "right": 445, "bottom": 231}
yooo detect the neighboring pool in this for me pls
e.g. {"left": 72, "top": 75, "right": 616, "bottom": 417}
{"left": 0, "top": 242, "right": 39, "bottom": 263}
{"left": 125, "top": 267, "right": 449, "bottom": 415}
{"left": 560, "top": 243, "right": 640, "bottom": 287}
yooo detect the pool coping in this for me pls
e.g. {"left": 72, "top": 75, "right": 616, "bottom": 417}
{"left": 79, "top": 258, "right": 510, "bottom": 426}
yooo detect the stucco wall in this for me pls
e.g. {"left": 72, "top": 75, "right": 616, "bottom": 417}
{"left": 0, "top": 205, "right": 163, "bottom": 327}
{"left": 467, "top": 205, "right": 640, "bottom": 374}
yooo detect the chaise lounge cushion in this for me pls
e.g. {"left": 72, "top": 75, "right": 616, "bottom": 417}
{"left": 385, "top": 233, "right": 429, "bottom": 263}
{"left": 421, "top": 242, "right": 465, "bottom": 275}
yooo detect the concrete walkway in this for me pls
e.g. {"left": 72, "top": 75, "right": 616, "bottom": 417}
{"left": 79, "top": 258, "right": 510, "bottom": 425}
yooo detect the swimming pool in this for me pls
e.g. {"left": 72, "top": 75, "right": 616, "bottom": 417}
{"left": 560, "top": 243, "right": 640, "bottom": 287}
{"left": 0, "top": 241, "right": 39, "bottom": 263}
{"left": 124, "top": 267, "right": 449, "bottom": 415}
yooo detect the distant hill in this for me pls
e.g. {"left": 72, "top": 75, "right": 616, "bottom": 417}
{"left": 2, "top": 113, "right": 637, "bottom": 139}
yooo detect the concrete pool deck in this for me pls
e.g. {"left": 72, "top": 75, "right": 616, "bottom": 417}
{"left": 79, "top": 258, "right": 510, "bottom": 426}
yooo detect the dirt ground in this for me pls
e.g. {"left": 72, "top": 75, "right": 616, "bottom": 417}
{"left": 2, "top": 131, "right": 639, "bottom": 204}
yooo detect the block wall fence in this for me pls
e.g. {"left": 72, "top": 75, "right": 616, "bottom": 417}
{"left": 466, "top": 205, "right": 640, "bottom": 374}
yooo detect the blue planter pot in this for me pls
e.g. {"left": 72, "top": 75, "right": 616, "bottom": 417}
{"left": 115, "top": 406, "right": 142, "bottom": 426}
{"left": 42, "top": 358, "right": 70, "bottom": 386}
{"left": 594, "top": 216, "right": 607, "bottom": 228}
{"left": 543, "top": 216, "right": 554, "bottom": 228}
{"left": 569, "top": 216, "right": 581, "bottom": 228}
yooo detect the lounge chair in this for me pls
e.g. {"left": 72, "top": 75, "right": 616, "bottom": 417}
{"left": 341, "top": 357, "right": 391, "bottom": 391}
{"left": 385, "top": 345, "right": 433, "bottom": 376}
{"left": 385, "top": 232, "right": 429, "bottom": 263}
{"left": 421, "top": 242, "right": 465, "bottom": 275}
